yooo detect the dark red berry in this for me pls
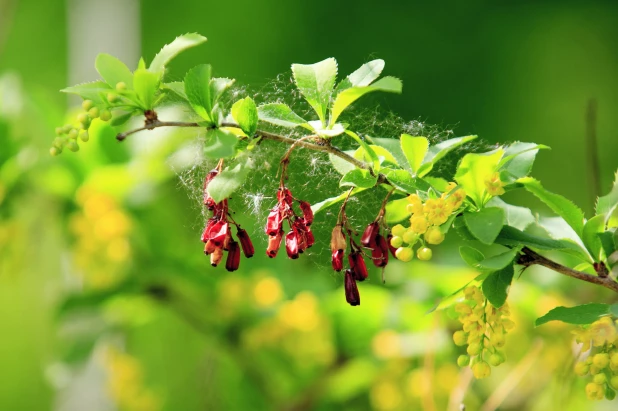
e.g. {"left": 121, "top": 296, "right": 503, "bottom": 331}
{"left": 225, "top": 241, "right": 241, "bottom": 272}
{"left": 332, "top": 249, "right": 344, "bottom": 272}
{"left": 360, "top": 222, "right": 379, "bottom": 248}
{"left": 349, "top": 252, "right": 369, "bottom": 281}
{"left": 285, "top": 229, "right": 300, "bottom": 259}
{"left": 237, "top": 228, "right": 254, "bottom": 258}
{"left": 299, "top": 201, "right": 314, "bottom": 226}
{"left": 265, "top": 206, "right": 283, "bottom": 236}
{"left": 375, "top": 235, "right": 389, "bottom": 267}
{"left": 344, "top": 269, "right": 360, "bottom": 306}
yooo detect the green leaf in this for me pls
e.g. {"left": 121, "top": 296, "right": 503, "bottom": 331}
{"left": 257, "top": 103, "right": 308, "bottom": 128}
{"left": 459, "top": 246, "right": 485, "bottom": 268}
{"left": 95, "top": 53, "right": 134, "bottom": 89}
{"left": 418, "top": 135, "right": 477, "bottom": 177}
{"left": 185, "top": 64, "right": 213, "bottom": 122}
{"left": 110, "top": 111, "right": 136, "bottom": 127}
{"left": 486, "top": 197, "right": 535, "bottom": 231}
{"left": 371, "top": 137, "right": 410, "bottom": 172}
{"left": 596, "top": 170, "right": 618, "bottom": 218}
{"left": 133, "top": 68, "right": 160, "bottom": 110}
{"left": 345, "top": 130, "right": 380, "bottom": 172}
{"left": 312, "top": 188, "right": 368, "bottom": 215}
{"left": 519, "top": 177, "right": 585, "bottom": 237}
{"left": 61, "top": 81, "right": 112, "bottom": 103}
{"left": 210, "top": 77, "right": 235, "bottom": 106}
{"left": 424, "top": 177, "right": 450, "bottom": 192}
{"left": 475, "top": 248, "right": 521, "bottom": 271}
{"left": 329, "top": 76, "right": 402, "bottom": 125}
{"left": 231, "top": 97, "right": 258, "bottom": 136}
{"left": 582, "top": 214, "right": 606, "bottom": 260}
{"left": 385, "top": 198, "right": 410, "bottom": 224}
{"left": 499, "top": 142, "right": 549, "bottom": 182}
{"left": 336, "top": 59, "right": 385, "bottom": 92}
{"left": 149, "top": 33, "right": 207, "bottom": 74}
{"left": 454, "top": 149, "right": 503, "bottom": 207}
{"left": 599, "top": 231, "right": 616, "bottom": 258}
{"left": 482, "top": 265, "right": 514, "bottom": 308}
{"left": 328, "top": 152, "right": 356, "bottom": 175}
{"left": 381, "top": 169, "right": 427, "bottom": 193}
{"left": 203, "top": 129, "right": 238, "bottom": 159}
{"left": 428, "top": 272, "right": 489, "bottom": 313}
{"left": 535, "top": 303, "right": 612, "bottom": 326}
{"left": 354, "top": 145, "right": 399, "bottom": 167}
{"left": 207, "top": 157, "right": 254, "bottom": 203}
{"left": 400, "top": 135, "right": 428, "bottom": 174}
{"left": 464, "top": 207, "right": 505, "bottom": 245}
{"left": 291, "top": 58, "right": 338, "bottom": 124}
{"left": 340, "top": 168, "right": 377, "bottom": 188}
{"left": 496, "top": 225, "right": 589, "bottom": 261}
{"left": 162, "top": 82, "right": 187, "bottom": 100}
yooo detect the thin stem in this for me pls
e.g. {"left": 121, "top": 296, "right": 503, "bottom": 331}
{"left": 518, "top": 247, "right": 618, "bottom": 293}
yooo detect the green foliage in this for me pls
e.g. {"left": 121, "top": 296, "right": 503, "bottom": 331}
{"left": 535, "top": 304, "right": 617, "bottom": 326}
{"left": 292, "top": 58, "right": 338, "bottom": 125}
{"left": 202, "top": 129, "right": 238, "bottom": 159}
{"left": 231, "top": 97, "right": 258, "bottom": 136}
{"left": 148, "top": 33, "right": 208, "bottom": 74}
{"left": 207, "top": 157, "right": 254, "bottom": 203}
{"left": 464, "top": 208, "right": 505, "bottom": 245}
{"left": 95, "top": 54, "right": 134, "bottom": 89}
{"left": 482, "top": 265, "right": 514, "bottom": 307}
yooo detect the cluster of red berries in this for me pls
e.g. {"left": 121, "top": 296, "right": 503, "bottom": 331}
{"left": 332, "top": 203, "right": 397, "bottom": 306}
{"left": 201, "top": 169, "right": 254, "bottom": 270}
{"left": 264, "top": 187, "right": 315, "bottom": 259}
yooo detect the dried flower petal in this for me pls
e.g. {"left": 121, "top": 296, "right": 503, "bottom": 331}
{"left": 267, "top": 229, "right": 284, "bottom": 258}
{"left": 285, "top": 229, "right": 300, "bottom": 259}
{"left": 299, "top": 201, "right": 314, "bottom": 226}
{"left": 204, "top": 240, "right": 217, "bottom": 255}
{"left": 210, "top": 247, "right": 223, "bottom": 267}
{"left": 372, "top": 235, "right": 389, "bottom": 267}
{"left": 331, "top": 225, "right": 347, "bottom": 252}
{"left": 265, "top": 206, "right": 284, "bottom": 236}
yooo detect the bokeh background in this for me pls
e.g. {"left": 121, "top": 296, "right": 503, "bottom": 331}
{"left": 1, "top": 0, "right": 618, "bottom": 410}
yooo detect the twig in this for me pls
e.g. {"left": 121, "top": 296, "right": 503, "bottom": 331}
{"left": 518, "top": 247, "right": 618, "bottom": 293}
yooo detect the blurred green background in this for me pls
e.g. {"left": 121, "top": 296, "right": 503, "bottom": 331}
{"left": 1, "top": 0, "right": 618, "bottom": 410}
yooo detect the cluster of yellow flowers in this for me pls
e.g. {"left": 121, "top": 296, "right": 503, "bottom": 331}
{"left": 390, "top": 183, "right": 466, "bottom": 262}
{"left": 452, "top": 285, "right": 514, "bottom": 379}
{"left": 103, "top": 346, "right": 162, "bottom": 411}
{"left": 572, "top": 316, "right": 618, "bottom": 400}
{"left": 70, "top": 188, "right": 132, "bottom": 290}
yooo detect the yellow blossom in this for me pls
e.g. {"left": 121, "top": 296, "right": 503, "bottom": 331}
{"left": 484, "top": 172, "right": 505, "bottom": 196}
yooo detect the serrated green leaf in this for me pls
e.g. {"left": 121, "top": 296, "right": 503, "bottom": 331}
{"left": 210, "top": 77, "right": 235, "bottom": 106}
{"left": 345, "top": 130, "right": 380, "bottom": 172}
{"left": 598, "top": 231, "right": 616, "bottom": 258}
{"left": 424, "top": 177, "right": 450, "bottom": 192}
{"left": 385, "top": 198, "right": 410, "bottom": 224}
{"left": 535, "top": 303, "right": 611, "bottom": 326}
{"left": 596, "top": 170, "right": 618, "bottom": 218}
{"left": 95, "top": 53, "right": 134, "bottom": 89}
{"left": 162, "top": 82, "right": 187, "bottom": 100}
{"left": 381, "top": 169, "right": 430, "bottom": 193}
{"left": 149, "top": 33, "right": 207, "bottom": 73}
{"left": 110, "top": 110, "right": 136, "bottom": 127}
{"left": 499, "top": 142, "right": 549, "bottom": 182}
{"left": 328, "top": 152, "right": 356, "bottom": 175}
{"left": 329, "top": 76, "right": 402, "bottom": 126}
{"left": 336, "top": 59, "right": 385, "bottom": 92}
{"left": 203, "top": 129, "right": 238, "bottom": 159}
{"left": 340, "top": 168, "right": 377, "bottom": 188}
{"left": 400, "top": 135, "right": 428, "bottom": 174}
{"left": 231, "top": 97, "right": 258, "bottom": 136}
{"left": 459, "top": 246, "right": 485, "bottom": 268}
{"left": 312, "top": 187, "right": 368, "bottom": 215}
{"left": 257, "top": 103, "right": 307, "bottom": 128}
{"left": 464, "top": 207, "right": 505, "bottom": 245}
{"left": 137, "top": 57, "right": 146, "bottom": 71}
{"left": 61, "top": 81, "right": 112, "bottom": 103}
{"left": 133, "top": 69, "right": 160, "bottom": 110}
{"left": 475, "top": 248, "right": 521, "bottom": 271}
{"left": 582, "top": 214, "right": 606, "bottom": 260}
{"left": 371, "top": 137, "right": 410, "bottom": 172}
{"left": 519, "top": 177, "right": 585, "bottom": 238}
{"left": 496, "top": 225, "right": 589, "bottom": 260}
{"left": 482, "top": 265, "right": 514, "bottom": 308}
{"left": 353, "top": 145, "right": 399, "bottom": 167}
{"left": 207, "top": 157, "right": 254, "bottom": 203}
{"left": 486, "top": 197, "right": 535, "bottom": 231}
{"left": 418, "top": 135, "right": 477, "bottom": 177}
{"left": 185, "top": 64, "right": 213, "bottom": 122}
{"left": 292, "top": 58, "right": 338, "bottom": 124}
{"left": 454, "top": 149, "right": 503, "bottom": 207}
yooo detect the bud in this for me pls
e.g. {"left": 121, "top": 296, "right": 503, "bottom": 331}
{"left": 100, "top": 110, "right": 112, "bottom": 122}
{"left": 266, "top": 230, "right": 284, "bottom": 258}
{"left": 285, "top": 230, "right": 300, "bottom": 259}
{"left": 332, "top": 249, "right": 344, "bottom": 271}
{"left": 88, "top": 107, "right": 100, "bottom": 119}
{"left": 265, "top": 206, "right": 283, "bottom": 236}
{"left": 82, "top": 100, "right": 94, "bottom": 111}
{"left": 225, "top": 241, "right": 241, "bottom": 272}
{"left": 305, "top": 228, "right": 315, "bottom": 248}
{"left": 373, "top": 235, "right": 389, "bottom": 267}
{"left": 349, "top": 252, "right": 369, "bottom": 281}
{"left": 204, "top": 240, "right": 217, "bottom": 255}
{"left": 360, "top": 221, "right": 379, "bottom": 248}
{"left": 344, "top": 269, "right": 360, "bottom": 306}
{"left": 299, "top": 201, "right": 314, "bottom": 226}
{"left": 236, "top": 228, "right": 254, "bottom": 258}
{"left": 386, "top": 234, "right": 398, "bottom": 259}
{"left": 331, "top": 224, "right": 347, "bottom": 252}
{"left": 116, "top": 81, "right": 127, "bottom": 91}
{"left": 210, "top": 247, "right": 223, "bottom": 267}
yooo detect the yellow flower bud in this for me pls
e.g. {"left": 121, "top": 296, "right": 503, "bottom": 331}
{"left": 472, "top": 361, "right": 491, "bottom": 379}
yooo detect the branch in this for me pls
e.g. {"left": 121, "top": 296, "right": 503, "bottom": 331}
{"left": 115, "top": 119, "right": 389, "bottom": 184}
{"left": 518, "top": 247, "right": 618, "bottom": 293}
